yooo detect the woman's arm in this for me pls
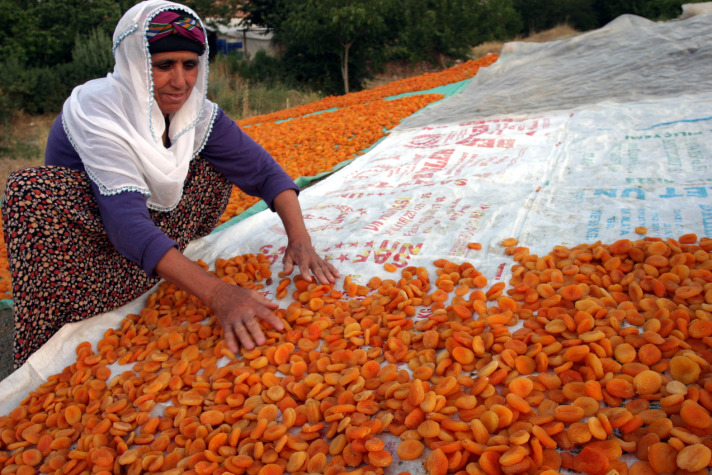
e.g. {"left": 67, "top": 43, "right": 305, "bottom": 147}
{"left": 155, "top": 247, "right": 284, "bottom": 352}
{"left": 201, "top": 109, "right": 298, "bottom": 209}
{"left": 273, "top": 189, "right": 340, "bottom": 285}
{"left": 154, "top": 190, "right": 337, "bottom": 353}
{"left": 202, "top": 109, "right": 339, "bottom": 283}
{"left": 89, "top": 182, "right": 285, "bottom": 353}
{"left": 90, "top": 176, "right": 336, "bottom": 354}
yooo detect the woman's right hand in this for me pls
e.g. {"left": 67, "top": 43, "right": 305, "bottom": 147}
{"left": 208, "top": 282, "right": 285, "bottom": 354}
{"left": 156, "top": 248, "right": 285, "bottom": 355}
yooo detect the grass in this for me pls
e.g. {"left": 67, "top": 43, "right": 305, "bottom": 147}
{"left": 471, "top": 23, "right": 580, "bottom": 58}
{"left": 0, "top": 113, "right": 54, "bottom": 192}
{"left": 208, "top": 56, "right": 324, "bottom": 120}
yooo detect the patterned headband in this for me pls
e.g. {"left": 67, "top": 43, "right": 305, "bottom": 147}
{"left": 147, "top": 10, "right": 205, "bottom": 46}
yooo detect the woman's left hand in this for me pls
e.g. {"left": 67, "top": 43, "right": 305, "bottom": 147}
{"left": 282, "top": 236, "right": 340, "bottom": 285}
{"left": 273, "top": 189, "right": 340, "bottom": 285}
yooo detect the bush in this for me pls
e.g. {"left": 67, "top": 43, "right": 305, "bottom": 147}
{"left": 0, "top": 27, "right": 114, "bottom": 115}
{"left": 0, "top": 55, "right": 31, "bottom": 116}
{"left": 208, "top": 56, "right": 248, "bottom": 118}
{"left": 0, "top": 59, "right": 72, "bottom": 115}
{"left": 71, "top": 27, "right": 114, "bottom": 82}
{"left": 0, "top": 93, "right": 13, "bottom": 127}
{"left": 234, "top": 50, "right": 287, "bottom": 85}
{"left": 514, "top": 0, "right": 598, "bottom": 35}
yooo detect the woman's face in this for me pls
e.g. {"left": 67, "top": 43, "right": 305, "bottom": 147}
{"left": 151, "top": 51, "right": 200, "bottom": 117}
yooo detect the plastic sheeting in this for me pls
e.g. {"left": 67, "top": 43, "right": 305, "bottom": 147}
{"left": 399, "top": 12, "right": 712, "bottom": 128}
{"left": 681, "top": 1, "right": 712, "bottom": 18}
{"left": 1, "top": 10, "right": 711, "bottom": 471}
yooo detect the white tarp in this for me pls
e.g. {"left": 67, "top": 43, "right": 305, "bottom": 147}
{"left": 681, "top": 1, "right": 712, "bottom": 18}
{"left": 1, "top": 11, "right": 711, "bottom": 471}
{"left": 399, "top": 12, "right": 712, "bottom": 128}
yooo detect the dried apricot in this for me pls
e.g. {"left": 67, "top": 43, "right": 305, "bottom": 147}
{"left": 676, "top": 444, "right": 711, "bottom": 472}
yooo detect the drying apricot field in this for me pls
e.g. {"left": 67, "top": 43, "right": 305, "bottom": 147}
{"left": 0, "top": 230, "right": 711, "bottom": 475}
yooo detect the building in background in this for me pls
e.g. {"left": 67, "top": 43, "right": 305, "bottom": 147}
{"left": 205, "top": 17, "right": 274, "bottom": 58}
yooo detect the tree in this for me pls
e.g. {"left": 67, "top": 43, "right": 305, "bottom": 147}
{"left": 277, "top": 0, "right": 388, "bottom": 94}
{"left": 182, "top": 0, "right": 244, "bottom": 29}
{"left": 71, "top": 26, "right": 115, "bottom": 81}
{"left": 239, "top": 0, "right": 291, "bottom": 31}
{"left": 20, "top": 0, "right": 125, "bottom": 68}
{"left": 0, "top": 0, "right": 132, "bottom": 114}
{"left": 0, "top": 0, "right": 36, "bottom": 63}
{"left": 513, "top": 0, "right": 598, "bottom": 35}
{"left": 242, "top": 0, "right": 521, "bottom": 94}
{"left": 592, "top": 0, "right": 697, "bottom": 23}
{"left": 386, "top": 0, "right": 521, "bottom": 64}
{"left": 479, "top": 0, "right": 525, "bottom": 44}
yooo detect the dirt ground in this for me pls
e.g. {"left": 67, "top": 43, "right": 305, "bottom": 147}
{"left": 0, "top": 113, "right": 53, "bottom": 194}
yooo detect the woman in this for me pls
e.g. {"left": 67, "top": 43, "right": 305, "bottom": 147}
{"left": 2, "top": 0, "right": 339, "bottom": 368}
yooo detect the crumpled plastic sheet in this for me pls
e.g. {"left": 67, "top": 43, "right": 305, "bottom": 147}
{"left": 399, "top": 12, "right": 712, "bottom": 128}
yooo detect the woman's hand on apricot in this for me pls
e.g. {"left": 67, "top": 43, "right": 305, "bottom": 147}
{"left": 282, "top": 237, "right": 340, "bottom": 285}
{"left": 208, "top": 282, "right": 283, "bottom": 353}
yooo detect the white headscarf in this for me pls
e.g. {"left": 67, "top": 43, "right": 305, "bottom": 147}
{"left": 62, "top": 0, "right": 217, "bottom": 211}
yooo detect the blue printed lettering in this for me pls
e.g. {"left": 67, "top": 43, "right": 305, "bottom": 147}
{"left": 587, "top": 210, "right": 601, "bottom": 239}
{"left": 659, "top": 188, "right": 684, "bottom": 198}
{"left": 701, "top": 205, "right": 712, "bottom": 236}
{"left": 594, "top": 189, "right": 617, "bottom": 198}
{"left": 621, "top": 188, "right": 645, "bottom": 199}
{"left": 686, "top": 187, "right": 708, "bottom": 198}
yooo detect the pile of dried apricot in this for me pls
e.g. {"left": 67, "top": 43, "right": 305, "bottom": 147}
{"left": 237, "top": 55, "right": 499, "bottom": 127}
{"left": 218, "top": 93, "right": 446, "bottom": 225}
{"left": 1, "top": 233, "right": 711, "bottom": 475}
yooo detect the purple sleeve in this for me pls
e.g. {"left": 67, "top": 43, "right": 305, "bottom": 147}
{"left": 200, "top": 109, "right": 299, "bottom": 211}
{"left": 45, "top": 112, "right": 84, "bottom": 169}
{"left": 89, "top": 181, "right": 178, "bottom": 277}
{"left": 44, "top": 116, "right": 177, "bottom": 276}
